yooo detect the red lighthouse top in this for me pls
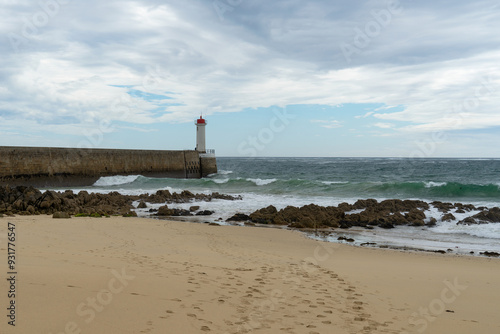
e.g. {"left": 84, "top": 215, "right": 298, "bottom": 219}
{"left": 196, "top": 116, "right": 206, "bottom": 124}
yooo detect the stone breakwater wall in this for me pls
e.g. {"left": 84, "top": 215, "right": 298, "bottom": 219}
{"left": 0, "top": 146, "right": 217, "bottom": 186}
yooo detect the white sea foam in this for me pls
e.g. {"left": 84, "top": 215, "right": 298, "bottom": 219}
{"left": 212, "top": 178, "right": 230, "bottom": 184}
{"left": 218, "top": 170, "right": 234, "bottom": 175}
{"left": 93, "top": 175, "right": 141, "bottom": 186}
{"left": 247, "top": 178, "right": 277, "bottom": 186}
{"left": 431, "top": 220, "right": 500, "bottom": 240}
{"left": 345, "top": 209, "right": 365, "bottom": 215}
{"left": 321, "top": 181, "right": 349, "bottom": 185}
{"left": 424, "top": 181, "right": 447, "bottom": 188}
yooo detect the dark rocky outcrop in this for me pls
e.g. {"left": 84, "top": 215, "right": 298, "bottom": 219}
{"left": 480, "top": 251, "right": 500, "bottom": 257}
{"left": 0, "top": 186, "right": 240, "bottom": 217}
{"left": 241, "top": 199, "right": 489, "bottom": 230}
{"left": 226, "top": 213, "right": 251, "bottom": 222}
{"left": 427, "top": 217, "right": 438, "bottom": 227}
{"left": 457, "top": 207, "right": 500, "bottom": 225}
{"left": 470, "top": 207, "right": 500, "bottom": 223}
{"left": 431, "top": 201, "right": 454, "bottom": 213}
{"left": 196, "top": 210, "right": 214, "bottom": 216}
{"left": 249, "top": 205, "right": 278, "bottom": 224}
{"left": 156, "top": 205, "right": 192, "bottom": 217}
{"left": 441, "top": 213, "right": 456, "bottom": 222}
{"left": 138, "top": 190, "right": 241, "bottom": 204}
{"left": 0, "top": 186, "right": 134, "bottom": 216}
{"left": 457, "top": 217, "right": 478, "bottom": 225}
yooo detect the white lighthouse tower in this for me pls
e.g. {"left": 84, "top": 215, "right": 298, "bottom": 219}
{"left": 195, "top": 115, "right": 207, "bottom": 153}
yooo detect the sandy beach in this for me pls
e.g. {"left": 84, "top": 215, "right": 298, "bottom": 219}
{"left": 1, "top": 215, "right": 499, "bottom": 334}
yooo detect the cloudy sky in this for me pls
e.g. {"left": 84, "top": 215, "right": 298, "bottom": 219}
{"left": 2, "top": 0, "right": 499, "bottom": 157}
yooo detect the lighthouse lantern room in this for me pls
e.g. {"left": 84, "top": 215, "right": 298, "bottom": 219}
{"left": 195, "top": 116, "right": 207, "bottom": 153}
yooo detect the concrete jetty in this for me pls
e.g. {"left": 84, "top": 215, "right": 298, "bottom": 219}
{"left": 0, "top": 146, "right": 217, "bottom": 187}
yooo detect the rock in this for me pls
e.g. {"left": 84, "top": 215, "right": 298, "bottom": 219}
{"left": 189, "top": 206, "right": 200, "bottom": 212}
{"left": 431, "top": 201, "right": 454, "bottom": 213}
{"left": 427, "top": 217, "right": 438, "bottom": 226}
{"left": 470, "top": 207, "right": 500, "bottom": 223}
{"left": 352, "top": 199, "right": 378, "bottom": 209}
{"left": 277, "top": 204, "right": 343, "bottom": 228}
{"left": 226, "top": 213, "right": 251, "bottom": 222}
{"left": 480, "top": 251, "right": 500, "bottom": 257}
{"left": 338, "top": 236, "right": 355, "bottom": 242}
{"left": 405, "top": 209, "right": 426, "bottom": 225}
{"left": 53, "top": 212, "right": 71, "bottom": 219}
{"left": 337, "top": 202, "right": 352, "bottom": 212}
{"left": 457, "top": 217, "right": 477, "bottom": 225}
{"left": 379, "top": 222, "right": 395, "bottom": 229}
{"left": 208, "top": 222, "right": 220, "bottom": 226}
{"left": 122, "top": 211, "right": 138, "bottom": 217}
{"left": 173, "top": 209, "right": 192, "bottom": 216}
{"left": 249, "top": 205, "right": 278, "bottom": 224}
{"left": 196, "top": 210, "right": 214, "bottom": 216}
{"left": 137, "top": 200, "right": 148, "bottom": 208}
{"left": 360, "top": 242, "right": 377, "bottom": 246}
{"left": 26, "top": 205, "right": 35, "bottom": 214}
{"left": 441, "top": 213, "right": 456, "bottom": 222}
{"left": 138, "top": 190, "right": 242, "bottom": 204}
{"left": 339, "top": 221, "right": 353, "bottom": 229}
{"left": 455, "top": 203, "right": 476, "bottom": 212}
{"left": 157, "top": 205, "right": 174, "bottom": 216}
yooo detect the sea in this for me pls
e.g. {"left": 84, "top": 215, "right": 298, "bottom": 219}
{"left": 63, "top": 157, "right": 500, "bottom": 256}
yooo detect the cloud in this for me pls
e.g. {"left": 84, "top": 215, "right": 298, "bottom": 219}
{"left": 374, "top": 122, "right": 394, "bottom": 129}
{"left": 1, "top": 0, "right": 499, "bottom": 147}
{"left": 355, "top": 111, "right": 374, "bottom": 119}
{"left": 311, "top": 119, "right": 342, "bottom": 129}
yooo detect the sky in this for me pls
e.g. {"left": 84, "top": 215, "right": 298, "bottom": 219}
{"left": 1, "top": 0, "right": 499, "bottom": 157}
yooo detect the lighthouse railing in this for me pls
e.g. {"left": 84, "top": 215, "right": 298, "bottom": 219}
{"left": 200, "top": 149, "right": 215, "bottom": 157}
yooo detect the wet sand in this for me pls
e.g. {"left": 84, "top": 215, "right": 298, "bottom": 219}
{"left": 1, "top": 215, "right": 499, "bottom": 333}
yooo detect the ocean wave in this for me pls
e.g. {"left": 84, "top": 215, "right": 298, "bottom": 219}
{"left": 246, "top": 178, "right": 278, "bottom": 186}
{"left": 212, "top": 178, "right": 230, "bottom": 184}
{"left": 321, "top": 181, "right": 349, "bottom": 185}
{"left": 91, "top": 174, "right": 500, "bottom": 202}
{"left": 218, "top": 170, "right": 234, "bottom": 175}
{"left": 93, "top": 175, "right": 141, "bottom": 186}
{"left": 424, "top": 181, "right": 447, "bottom": 188}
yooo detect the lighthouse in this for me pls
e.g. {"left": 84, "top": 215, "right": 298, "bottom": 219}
{"left": 195, "top": 115, "right": 207, "bottom": 153}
